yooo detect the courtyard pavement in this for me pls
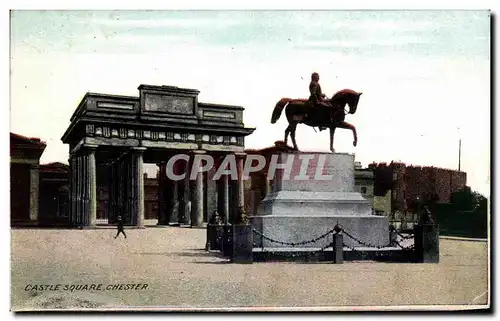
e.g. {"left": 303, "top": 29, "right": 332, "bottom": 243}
{"left": 11, "top": 227, "right": 489, "bottom": 311}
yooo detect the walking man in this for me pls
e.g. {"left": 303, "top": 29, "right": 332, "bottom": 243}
{"left": 114, "top": 215, "right": 127, "bottom": 239}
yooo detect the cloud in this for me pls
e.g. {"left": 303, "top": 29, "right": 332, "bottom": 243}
{"left": 82, "top": 16, "right": 242, "bottom": 29}
{"left": 329, "top": 19, "right": 435, "bottom": 31}
{"left": 299, "top": 36, "right": 430, "bottom": 49}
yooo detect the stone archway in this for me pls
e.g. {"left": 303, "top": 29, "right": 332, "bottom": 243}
{"left": 61, "top": 84, "right": 254, "bottom": 228}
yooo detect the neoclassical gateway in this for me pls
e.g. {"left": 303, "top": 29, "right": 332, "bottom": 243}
{"left": 61, "top": 84, "right": 255, "bottom": 227}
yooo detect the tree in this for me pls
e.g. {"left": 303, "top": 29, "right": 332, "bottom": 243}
{"left": 472, "top": 191, "right": 488, "bottom": 212}
{"left": 451, "top": 186, "right": 488, "bottom": 212}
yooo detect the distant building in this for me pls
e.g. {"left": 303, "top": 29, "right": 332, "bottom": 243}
{"left": 39, "top": 162, "right": 70, "bottom": 226}
{"left": 354, "top": 168, "right": 374, "bottom": 204}
{"left": 10, "top": 133, "right": 46, "bottom": 226}
{"left": 369, "top": 161, "right": 467, "bottom": 220}
{"left": 10, "top": 133, "right": 73, "bottom": 227}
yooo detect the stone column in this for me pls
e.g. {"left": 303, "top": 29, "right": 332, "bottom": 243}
{"left": 82, "top": 152, "right": 88, "bottom": 226}
{"left": 190, "top": 150, "right": 205, "bottom": 227}
{"left": 85, "top": 145, "right": 97, "bottom": 227}
{"left": 29, "top": 164, "right": 40, "bottom": 222}
{"left": 76, "top": 154, "right": 82, "bottom": 226}
{"left": 126, "top": 154, "right": 134, "bottom": 225}
{"left": 116, "top": 158, "right": 123, "bottom": 223}
{"left": 217, "top": 154, "right": 230, "bottom": 225}
{"left": 222, "top": 173, "right": 230, "bottom": 224}
{"left": 181, "top": 159, "right": 191, "bottom": 225}
{"left": 108, "top": 160, "right": 118, "bottom": 223}
{"left": 265, "top": 178, "right": 272, "bottom": 197}
{"left": 69, "top": 154, "right": 77, "bottom": 226}
{"left": 157, "top": 162, "right": 168, "bottom": 225}
{"left": 167, "top": 159, "right": 180, "bottom": 225}
{"left": 205, "top": 165, "right": 218, "bottom": 221}
{"left": 131, "top": 147, "right": 146, "bottom": 227}
{"left": 235, "top": 153, "right": 246, "bottom": 209}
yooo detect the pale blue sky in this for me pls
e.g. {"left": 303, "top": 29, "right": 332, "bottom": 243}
{"left": 10, "top": 10, "right": 490, "bottom": 195}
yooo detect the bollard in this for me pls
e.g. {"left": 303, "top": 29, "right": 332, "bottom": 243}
{"left": 222, "top": 224, "right": 232, "bottom": 257}
{"left": 215, "top": 225, "right": 224, "bottom": 251}
{"left": 205, "top": 223, "right": 222, "bottom": 251}
{"left": 414, "top": 224, "right": 439, "bottom": 263}
{"left": 332, "top": 233, "right": 343, "bottom": 264}
{"left": 205, "top": 224, "right": 214, "bottom": 251}
{"left": 389, "top": 225, "right": 398, "bottom": 246}
{"left": 231, "top": 224, "right": 253, "bottom": 263}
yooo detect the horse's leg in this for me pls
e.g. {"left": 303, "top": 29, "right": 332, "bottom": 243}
{"left": 329, "top": 126, "right": 337, "bottom": 152}
{"left": 337, "top": 121, "right": 358, "bottom": 146}
{"left": 284, "top": 124, "right": 291, "bottom": 145}
{"left": 290, "top": 123, "right": 299, "bottom": 151}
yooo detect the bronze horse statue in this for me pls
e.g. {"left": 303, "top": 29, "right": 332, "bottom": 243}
{"left": 270, "top": 89, "right": 362, "bottom": 152}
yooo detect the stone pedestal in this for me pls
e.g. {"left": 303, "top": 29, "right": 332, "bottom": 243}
{"left": 231, "top": 224, "right": 253, "bottom": 263}
{"left": 414, "top": 224, "right": 439, "bottom": 263}
{"left": 250, "top": 152, "right": 389, "bottom": 248}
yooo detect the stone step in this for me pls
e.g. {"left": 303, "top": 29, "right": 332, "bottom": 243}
{"left": 252, "top": 246, "right": 402, "bottom": 252}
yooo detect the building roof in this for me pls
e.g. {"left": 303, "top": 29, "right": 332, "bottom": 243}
{"left": 10, "top": 132, "right": 47, "bottom": 147}
{"left": 40, "top": 162, "right": 69, "bottom": 173}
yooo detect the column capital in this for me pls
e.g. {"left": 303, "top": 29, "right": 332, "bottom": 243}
{"left": 130, "top": 147, "right": 147, "bottom": 153}
{"left": 30, "top": 164, "right": 40, "bottom": 170}
{"left": 233, "top": 152, "right": 247, "bottom": 157}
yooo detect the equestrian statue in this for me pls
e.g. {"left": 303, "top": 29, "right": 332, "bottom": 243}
{"left": 270, "top": 72, "right": 362, "bottom": 152}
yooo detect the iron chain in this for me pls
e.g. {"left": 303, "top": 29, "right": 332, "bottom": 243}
{"left": 252, "top": 228, "right": 335, "bottom": 247}
{"left": 341, "top": 229, "right": 392, "bottom": 249}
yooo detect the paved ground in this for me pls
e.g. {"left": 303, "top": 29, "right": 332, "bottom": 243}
{"left": 11, "top": 227, "right": 489, "bottom": 311}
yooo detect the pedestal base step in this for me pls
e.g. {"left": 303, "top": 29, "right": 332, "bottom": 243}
{"left": 252, "top": 246, "right": 415, "bottom": 262}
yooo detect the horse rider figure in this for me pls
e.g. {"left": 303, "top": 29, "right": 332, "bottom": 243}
{"left": 308, "top": 72, "right": 333, "bottom": 131}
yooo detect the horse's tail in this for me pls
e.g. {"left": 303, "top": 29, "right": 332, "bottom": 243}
{"left": 271, "top": 98, "right": 290, "bottom": 124}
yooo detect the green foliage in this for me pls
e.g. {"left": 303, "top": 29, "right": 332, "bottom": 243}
{"left": 433, "top": 188, "right": 488, "bottom": 238}
{"left": 235, "top": 206, "right": 249, "bottom": 225}
{"left": 209, "top": 210, "right": 222, "bottom": 225}
{"left": 451, "top": 186, "right": 488, "bottom": 212}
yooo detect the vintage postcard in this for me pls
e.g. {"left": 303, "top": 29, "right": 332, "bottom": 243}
{"left": 9, "top": 10, "right": 490, "bottom": 312}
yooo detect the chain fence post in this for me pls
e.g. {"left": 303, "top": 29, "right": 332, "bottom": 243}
{"left": 389, "top": 224, "right": 398, "bottom": 247}
{"left": 332, "top": 233, "right": 343, "bottom": 264}
{"left": 414, "top": 223, "right": 439, "bottom": 263}
{"left": 222, "top": 224, "right": 232, "bottom": 257}
{"left": 332, "top": 223, "right": 344, "bottom": 264}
